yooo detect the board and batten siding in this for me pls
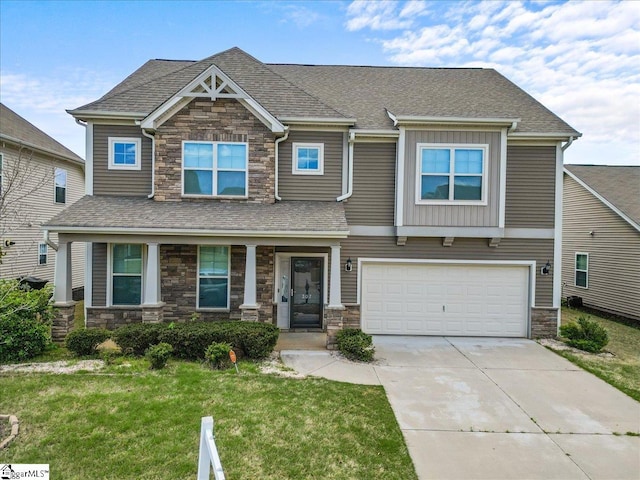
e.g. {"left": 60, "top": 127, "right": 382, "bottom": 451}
{"left": 345, "top": 142, "right": 396, "bottom": 226}
{"left": 403, "top": 130, "right": 501, "bottom": 227}
{"left": 92, "top": 243, "right": 107, "bottom": 307}
{"left": 93, "top": 124, "right": 152, "bottom": 196}
{"left": 562, "top": 174, "right": 640, "bottom": 320}
{"left": 277, "top": 131, "right": 343, "bottom": 200}
{"left": 339, "top": 236, "right": 553, "bottom": 307}
{"left": 0, "top": 145, "right": 84, "bottom": 289}
{"left": 505, "top": 146, "right": 556, "bottom": 228}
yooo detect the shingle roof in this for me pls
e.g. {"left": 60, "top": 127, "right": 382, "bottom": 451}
{"left": 69, "top": 47, "right": 578, "bottom": 136}
{"left": 44, "top": 195, "right": 349, "bottom": 236}
{"left": 0, "top": 103, "right": 84, "bottom": 163}
{"left": 565, "top": 165, "right": 640, "bottom": 226}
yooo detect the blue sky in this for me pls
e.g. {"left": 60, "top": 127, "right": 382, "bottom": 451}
{"left": 1, "top": 0, "right": 638, "bottom": 165}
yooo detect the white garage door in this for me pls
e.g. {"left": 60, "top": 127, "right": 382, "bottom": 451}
{"left": 361, "top": 262, "right": 529, "bottom": 337}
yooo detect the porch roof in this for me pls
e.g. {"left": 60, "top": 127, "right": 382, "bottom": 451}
{"left": 44, "top": 196, "right": 349, "bottom": 238}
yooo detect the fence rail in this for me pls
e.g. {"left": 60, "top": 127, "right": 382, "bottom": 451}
{"left": 197, "top": 416, "right": 225, "bottom": 480}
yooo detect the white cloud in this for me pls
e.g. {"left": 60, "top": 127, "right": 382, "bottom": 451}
{"left": 346, "top": 0, "right": 416, "bottom": 31}
{"left": 346, "top": 0, "right": 640, "bottom": 165}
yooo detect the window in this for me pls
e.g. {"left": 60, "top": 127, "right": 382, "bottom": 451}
{"left": 417, "top": 144, "right": 487, "bottom": 204}
{"left": 54, "top": 168, "right": 67, "bottom": 204}
{"left": 292, "top": 143, "right": 324, "bottom": 175}
{"left": 183, "top": 141, "right": 247, "bottom": 197}
{"left": 112, "top": 244, "right": 142, "bottom": 305}
{"left": 575, "top": 253, "right": 589, "bottom": 288}
{"left": 38, "top": 243, "right": 47, "bottom": 265}
{"left": 198, "top": 246, "right": 230, "bottom": 309}
{"left": 108, "top": 137, "right": 141, "bottom": 170}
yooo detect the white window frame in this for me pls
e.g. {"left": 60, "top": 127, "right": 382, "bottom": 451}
{"left": 108, "top": 137, "right": 141, "bottom": 170}
{"left": 575, "top": 252, "right": 589, "bottom": 289}
{"left": 197, "top": 245, "right": 231, "bottom": 311}
{"left": 181, "top": 141, "right": 249, "bottom": 198}
{"left": 415, "top": 143, "right": 488, "bottom": 205}
{"left": 292, "top": 143, "right": 324, "bottom": 175}
{"left": 54, "top": 167, "right": 67, "bottom": 204}
{"left": 38, "top": 242, "right": 47, "bottom": 265}
{"left": 108, "top": 243, "right": 144, "bottom": 306}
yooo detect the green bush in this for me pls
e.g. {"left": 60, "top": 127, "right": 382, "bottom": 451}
{"left": 560, "top": 316, "right": 609, "bottom": 353}
{"left": 0, "top": 280, "right": 53, "bottom": 363}
{"left": 112, "top": 323, "right": 166, "bottom": 356}
{"left": 205, "top": 342, "right": 233, "bottom": 369}
{"left": 145, "top": 342, "right": 173, "bottom": 369}
{"left": 65, "top": 328, "right": 111, "bottom": 356}
{"left": 336, "top": 328, "right": 375, "bottom": 362}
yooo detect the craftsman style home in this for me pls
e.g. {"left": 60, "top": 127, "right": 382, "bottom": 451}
{"left": 46, "top": 47, "right": 580, "bottom": 345}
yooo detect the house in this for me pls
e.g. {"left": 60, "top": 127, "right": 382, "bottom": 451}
{"left": 562, "top": 165, "right": 640, "bottom": 322}
{"left": 44, "top": 47, "right": 580, "bottom": 345}
{"left": 0, "top": 103, "right": 85, "bottom": 298}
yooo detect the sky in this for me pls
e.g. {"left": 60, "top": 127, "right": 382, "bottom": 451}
{"left": 1, "top": 0, "right": 638, "bottom": 166}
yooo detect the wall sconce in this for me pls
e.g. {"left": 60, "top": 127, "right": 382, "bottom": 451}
{"left": 3, "top": 239, "right": 15, "bottom": 248}
{"left": 541, "top": 260, "right": 551, "bottom": 275}
{"left": 345, "top": 258, "right": 353, "bottom": 272}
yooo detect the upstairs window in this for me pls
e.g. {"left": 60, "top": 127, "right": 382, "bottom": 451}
{"left": 54, "top": 167, "right": 67, "bottom": 204}
{"left": 198, "top": 246, "right": 230, "bottom": 309}
{"left": 417, "top": 144, "right": 487, "bottom": 204}
{"left": 183, "top": 141, "right": 247, "bottom": 197}
{"left": 575, "top": 253, "right": 589, "bottom": 288}
{"left": 292, "top": 143, "right": 324, "bottom": 175}
{"left": 38, "top": 243, "right": 47, "bottom": 265}
{"left": 111, "top": 244, "right": 142, "bottom": 305}
{"left": 109, "top": 137, "right": 141, "bottom": 170}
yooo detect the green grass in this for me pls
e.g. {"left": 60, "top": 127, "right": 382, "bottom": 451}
{"left": 0, "top": 359, "right": 417, "bottom": 479}
{"left": 556, "top": 307, "right": 640, "bottom": 401}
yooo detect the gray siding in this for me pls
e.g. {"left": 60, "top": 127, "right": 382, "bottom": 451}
{"left": 339, "top": 236, "right": 553, "bottom": 307}
{"left": 506, "top": 146, "right": 556, "bottom": 228}
{"left": 562, "top": 175, "right": 640, "bottom": 320}
{"left": 403, "top": 130, "right": 501, "bottom": 227}
{"left": 278, "top": 131, "right": 343, "bottom": 200}
{"left": 92, "top": 243, "right": 107, "bottom": 307}
{"left": 93, "top": 124, "right": 152, "bottom": 196}
{"left": 345, "top": 142, "right": 396, "bottom": 225}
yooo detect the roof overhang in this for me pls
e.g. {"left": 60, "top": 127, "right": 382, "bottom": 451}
{"left": 0, "top": 133, "right": 85, "bottom": 167}
{"left": 387, "top": 112, "right": 521, "bottom": 129}
{"left": 509, "top": 132, "right": 582, "bottom": 142}
{"left": 66, "top": 110, "right": 147, "bottom": 122}
{"left": 278, "top": 117, "right": 357, "bottom": 127}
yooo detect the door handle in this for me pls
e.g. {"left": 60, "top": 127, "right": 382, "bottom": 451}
{"left": 290, "top": 289, "right": 294, "bottom": 296}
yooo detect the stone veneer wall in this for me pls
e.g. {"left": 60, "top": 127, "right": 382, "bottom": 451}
{"left": 153, "top": 98, "right": 276, "bottom": 203}
{"left": 530, "top": 307, "right": 559, "bottom": 338}
{"left": 86, "top": 308, "right": 143, "bottom": 330}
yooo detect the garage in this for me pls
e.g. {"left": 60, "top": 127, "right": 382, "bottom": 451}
{"left": 360, "top": 262, "right": 530, "bottom": 337}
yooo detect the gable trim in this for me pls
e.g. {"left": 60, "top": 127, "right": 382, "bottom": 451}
{"left": 564, "top": 168, "right": 640, "bottom": 233}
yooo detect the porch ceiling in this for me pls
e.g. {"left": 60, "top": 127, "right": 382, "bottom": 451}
{"left": 44, "top": 195, "right": 349, "bottom": 238}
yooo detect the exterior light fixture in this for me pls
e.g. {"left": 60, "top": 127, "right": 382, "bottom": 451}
{"left": 541, "top": 260, "right": 551, "bottom": 275}
{"left": 345, "top": 258, "right": 353, "bottom": 272}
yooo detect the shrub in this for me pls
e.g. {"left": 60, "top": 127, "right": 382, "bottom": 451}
{"left": 336, "top": 328, "right": 375, "bottom": 362}
{"left": 205, "top": 342, "right": 233, "bottom": 369}
{"left": 65, "top": 328, "right": 111, "bottom": 356}
{"left": 560, "top": 316, "right": 609, "bottom": 353}
{"left": 145, "top": 342, "right": 173, "bottom": 369}
{"left": 112, "top": 323, "right": 166, "bottom": 356}
{"left": 0, "top": 280, "right": 53, "bottom": 363}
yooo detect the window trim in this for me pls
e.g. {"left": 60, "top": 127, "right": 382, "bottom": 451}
{"left": 108, "top": 243, "right": 144, "bottom": 306}
{"left": 181, "top": 140, "right": 249, "bottom": 198}
{"left": 108, "top": 137, "right": 141, "bottom": 170}
{"left": 197, "top": 245, "right": 231, "bottom": 311}
{"left": 415, "top": 143, "right": 488, "bottom": 206}
{"left": 54, "top": 167, "right": 67, "bottom": 204}
{"left": 292, "top": 142, "right": 324, "bottom": 175}
{"left": 38, "top": 242, "right": 47, "bottom": 265}
{"left": 575, "top": 252, "right": 589, "bottom": 289}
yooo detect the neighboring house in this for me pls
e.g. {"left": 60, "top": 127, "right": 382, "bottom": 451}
{"left": 45, "top": 47, "right": 580, "bottom": 345}
{"left": 562, "top": 165, "right": 640, "bottom": 322}
{"left": 0, "top": 103, "right": 85, "bottom": 296}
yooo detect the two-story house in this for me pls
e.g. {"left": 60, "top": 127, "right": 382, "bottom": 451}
{"left": 0, "top": 103, "right": 85, "bottom": 298}
{"left": 45, "top": 47, "right": 580, "bottom": 346}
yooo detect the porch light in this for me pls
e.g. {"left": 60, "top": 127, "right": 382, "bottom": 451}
{"left": 345, "top": 258, "right": 353, "bottom": 272}
{"left": 541, "top": 260, "right": 551, "bottom": 276}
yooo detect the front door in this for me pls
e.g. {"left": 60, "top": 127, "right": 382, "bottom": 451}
{"left": 290, "top": 257, "right": 323, "bottom": 329}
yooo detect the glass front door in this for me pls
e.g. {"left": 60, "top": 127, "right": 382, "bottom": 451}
{"left": 290, "top": 257, "right": 323, "bottom": 329}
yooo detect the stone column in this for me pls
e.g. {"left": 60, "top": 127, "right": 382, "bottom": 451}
{"left": 142, "top": 242, "right": 164, "bottom": 323}
{"left": 52, "top": 241, "right": 76, "bottom": 343}
{"left": 240, "top": 245, "right": 260, "bottom": 321}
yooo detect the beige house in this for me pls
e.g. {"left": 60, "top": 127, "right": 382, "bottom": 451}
{"left": 0, "top": 103, "right": 85, "bottom": 295}
{"left": 563, "top": 165, "right": 640, "bottom": 321}
{"left": 46, "top": 47, "right": 580, "bottom": 344}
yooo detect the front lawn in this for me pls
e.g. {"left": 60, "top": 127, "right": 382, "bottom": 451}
{"left": 0, "top": 359, "right": 417, "bottom": 479}
{"left": 557, "top": 307, "right": 640, "bottom": 401}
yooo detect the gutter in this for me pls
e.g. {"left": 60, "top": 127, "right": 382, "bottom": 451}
{"left": 140, "top": 128, "right": 156, "bottom": 198}
{"left": 561, "top": 136, "right": 576, "bottom": 151}
{"left": 43, "top": 230, "right": 58, "bottom": 252}
{"left": 274, "top": 128, "right": 290, "bottom": 201}
{"left": 337, "top": 131, "right": 356, "bottom": 201}
{"left": 0, "top": 133, "right": 84, "bottom": 167}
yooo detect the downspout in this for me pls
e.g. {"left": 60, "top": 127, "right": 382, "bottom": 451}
{"left": 43, "top": 230, "right": 58, "bottom": 252}
{"left": 141, "top": 128, "right": 156, "bottom": 198}
{"left": 274, "top": 127, "right": 289, "bottom": 201}
{"left": 508, "top": 121, "right": 518, "bottom": 133}
{"left": 75, "top": 118, "right": 87, "bottom": 128}
{"left": 561, "top": 136, "right": 576, "bottom": 151}
{"left": 337, "top": 131, "right": 356, "bottom": 201}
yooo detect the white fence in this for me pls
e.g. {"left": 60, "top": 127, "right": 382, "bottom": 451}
{"left": 197, "top": 416, "right": 226, "bottom": 480}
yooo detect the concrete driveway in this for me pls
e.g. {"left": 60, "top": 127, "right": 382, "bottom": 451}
{"left": 280, "top": 336, "right": 640, "bottom": 479}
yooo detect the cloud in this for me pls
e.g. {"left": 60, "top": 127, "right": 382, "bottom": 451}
{"left": 346, "top": 0, "right": 640, "bottom": 165}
